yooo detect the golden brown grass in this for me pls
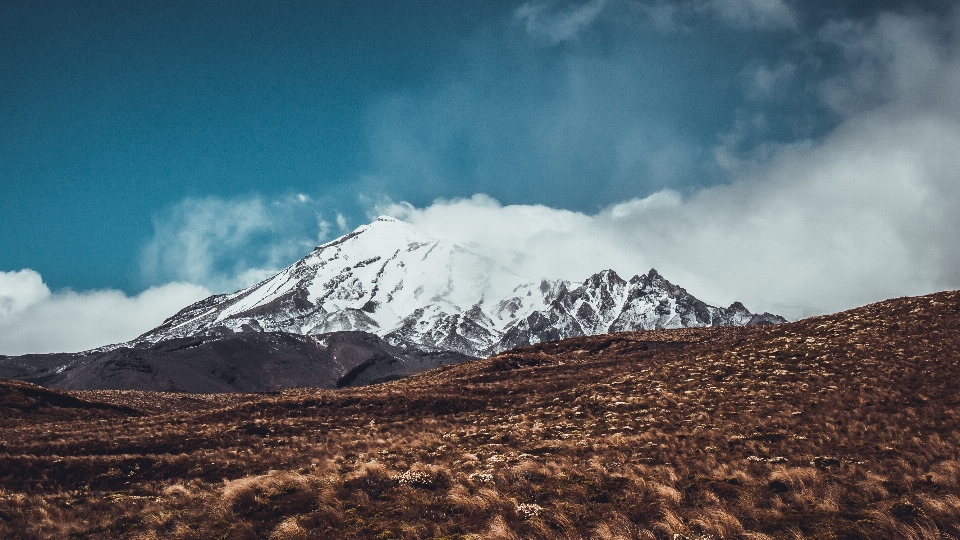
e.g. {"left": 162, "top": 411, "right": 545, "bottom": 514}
{"left": 1, "top": 290, "right": 960, "bottom": 538}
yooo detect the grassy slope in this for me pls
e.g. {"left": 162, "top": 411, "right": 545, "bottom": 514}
{"left": 1, "top": 290, "right": 959, "bottom": 539}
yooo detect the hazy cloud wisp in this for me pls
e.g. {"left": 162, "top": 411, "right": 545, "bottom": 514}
{"left": 514, "top": 0, "right": 610, "bottom": 44}
{"left": 140, "top": 195, "right": 330, "bottom": 293}
{"left": 705, "top": 0, "right": 797, "bottom": 31}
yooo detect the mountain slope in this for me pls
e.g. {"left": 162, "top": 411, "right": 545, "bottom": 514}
{"left": 1, "top": 289, "right": 958, "bottom": 538}
{"left": 0, "top": 378, "right": 138, "bottom": 424}
{"left": 132, "top": 216, "right": 784, "bottom": 357}
{"left": 0, "top": 331, "right": 471, "bottom": 393}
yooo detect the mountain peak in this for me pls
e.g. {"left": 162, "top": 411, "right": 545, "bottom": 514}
{"left": 131, "top": 217, "right": 783, "bottom": 356}
{"left": 728, "top": 301, "right": 748, "bottom": 312}
{"left": 635, "top": 268, "right": 671, "bottom": 289}
{"left": 356, "top": 215, "right": 417, "bottom": 235}
{"left": 598, "top": 268, "right": 624, "bottom": 281}
{"left": 373, "top": 215, "right": 403, "bottom": 224}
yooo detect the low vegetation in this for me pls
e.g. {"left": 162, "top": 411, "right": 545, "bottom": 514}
{"left": 1, "top": 291, "right": 959, "bottom": 538}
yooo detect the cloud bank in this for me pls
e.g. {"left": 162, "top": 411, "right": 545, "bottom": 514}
{"left": 378, "top": 10, "right": 960, "bottom": 319}
{"left": 0, "top": 269, "right": 209, "bottom": 355}
{"left": 381, "top": 104, "right": 958, "bottom": 318}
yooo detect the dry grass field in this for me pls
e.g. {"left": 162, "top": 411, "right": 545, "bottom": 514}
{"left": 1, "top": 290, "right": 959, "bottom": 539}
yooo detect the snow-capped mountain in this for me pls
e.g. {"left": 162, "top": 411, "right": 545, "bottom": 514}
{"left": 132, "top": 216, "right": 784, "bottom": 356}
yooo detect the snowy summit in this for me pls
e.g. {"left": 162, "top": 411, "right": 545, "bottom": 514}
{"left": 133, "top": 216, "right": 784, "bottom": 356}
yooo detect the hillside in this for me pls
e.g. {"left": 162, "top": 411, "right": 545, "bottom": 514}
{"left": 0, "top": 378, "right": 138, "bottom": 423}
{"left": 0, "top": 331, "right": 472, "bottom": 393}
{"left": 1, "top": 290, "right": 958, "bottom": 539}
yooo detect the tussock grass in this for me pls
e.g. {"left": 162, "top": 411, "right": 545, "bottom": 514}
{"left": 1, "top": 291, "right": 960, "bottom": 538}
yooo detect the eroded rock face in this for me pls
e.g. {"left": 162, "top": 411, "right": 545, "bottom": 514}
{"left": 124, "top": 217, "right": 784, "bottom": 358}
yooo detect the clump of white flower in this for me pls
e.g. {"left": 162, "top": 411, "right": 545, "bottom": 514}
{"left": 747, "top": 455, "right": 788, "bottom": 464}
{"left": 393, "top": 469, "right": 433, "bottom": 488}
{"left": 517, "top": 503, "right": 543, "bottom": 519}
{"left": 468, "top": 472, "right": 494, "bottom": 483}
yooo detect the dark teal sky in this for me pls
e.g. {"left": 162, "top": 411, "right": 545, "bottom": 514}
{"left": 0, "top": 0, "right": 952, "bottom": 293}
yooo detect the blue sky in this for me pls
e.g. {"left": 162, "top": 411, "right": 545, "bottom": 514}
{"left": 2, "top": 0, "right": 959, "bottom": 353}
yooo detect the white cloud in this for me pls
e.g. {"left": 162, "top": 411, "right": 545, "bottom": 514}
{"left": 380, "top": 107, "right": 959, "bottom": 318}
{"left": 140, "top": 196, "right": 323, "bottom": 293}
{"left": 140, "top": 197, "right": 270, "bottom": 290}
{"left": 0, "top": 270, "right": 210, "bottom": 355}
{"left": 376, "top": 10, "right": 960, "bottom": 320}
{"left": 626, "top": 109, "right": 960, "bottom": 317}
{"left": 515, "top": 0, "right": 609, "bottom": 44}
{"left": 0, "top": 269, "right": 50, "bottom": 317}
{"left": 378, "top": 194, "right": 610, "bottom": 282}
